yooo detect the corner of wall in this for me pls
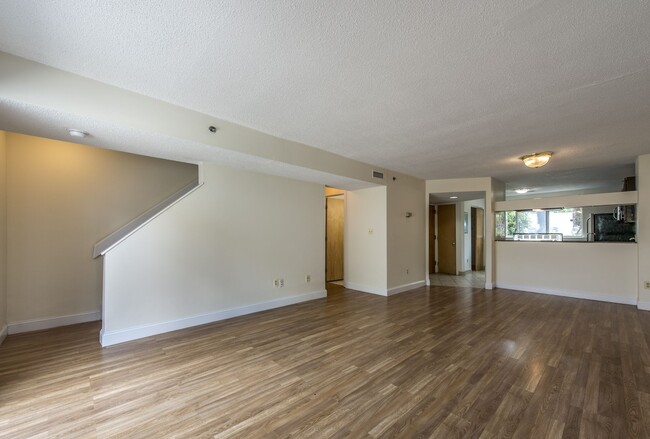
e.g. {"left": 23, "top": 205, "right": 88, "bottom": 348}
{"left": 345, "top": 186, "right": 388, "bottom": 292}
{"left": 386, "top": 173, "right": 426, "bottom": 290}
{"left": 0, "top": 130, "right": 7, "bottom": 342}
{"left": 197, "top": 161, "right": 205, "bottom": 184}
{"left": 490, "top": 178, "right": 506, "bottom": 203}
{"left": 101, "top": 164, "right": 328, "bottom": 341}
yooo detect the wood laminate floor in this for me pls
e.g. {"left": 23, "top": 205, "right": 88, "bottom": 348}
{"left": 2, "top": 284, "right": 650, "bottom": 438}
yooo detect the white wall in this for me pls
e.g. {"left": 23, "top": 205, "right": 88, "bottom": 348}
{"left": 6, "top": 133, "right": 197, "bottom": 332}
{"left": 638, "top": 154, "right": 650, "bottom": 309}
{"left": 387, "top": 175, "right": 426, "bottom": 292}
{"left": 345, "top": 186, "right": 388, "bottom": 295}
{"left": 101, "top": 164, "right": 326, "bottom": 345}
{"left": 496, "top": 241, "right": 638, "bottom": 304}
{"left": 0, "top": 131, "right": 6, "bottom": 343}
{"left": 490, "top": 179, "right": 506, "bottom": 285}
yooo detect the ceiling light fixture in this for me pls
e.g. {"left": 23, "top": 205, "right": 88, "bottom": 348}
{"left": 68, "top": 129, "right": 89, "bottom": 138}
{"left": 515, "top": 188, "right": 530, "bottom": 194}
{"left": 520, "top": 151, "right": 552, "bottom": 168}
{"left": 449, "top": 196, "right": 458, "bottom": 199}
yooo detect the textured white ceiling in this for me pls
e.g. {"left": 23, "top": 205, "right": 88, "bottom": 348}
{"left": 0, "top": 1, "right": 649, "bottom": 191}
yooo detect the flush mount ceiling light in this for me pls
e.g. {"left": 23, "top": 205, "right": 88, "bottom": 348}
{"left": 515, "top": 188, "right": 530, "bottom": 194}
{"left": 520, "top": 151, "right": 553, "bottom": 168}
{"left": 449, "top": 196, "right": 458, "bottom": 199}
{"left": 68, "top": 129, "right": 89, "bottom": 138}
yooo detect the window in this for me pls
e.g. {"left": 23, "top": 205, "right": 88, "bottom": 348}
{"left": 496, "top": 208, "right": 583, "bottom": 240}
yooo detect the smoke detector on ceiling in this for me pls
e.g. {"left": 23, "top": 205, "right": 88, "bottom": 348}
{"left": 68, "top": 129, "right": 89, "bottom": 138}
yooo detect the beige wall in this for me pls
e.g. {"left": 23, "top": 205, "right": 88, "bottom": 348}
{"left": 6, "top": 132, "right": 197, "bottom": 327}
{"left": 387, "top": 175, "right": 426, "bottom": 290}
{"left": 101, "top": 163, "right": 326, "bottom": 345}
{"left": 0, "top": 131, "right": 6, "bottom": 340}
{"left": 345, "top": 186, "right": 388, "bottom": 294}
{"left": 496, "top": 241, "right": 638, "bottom": 304}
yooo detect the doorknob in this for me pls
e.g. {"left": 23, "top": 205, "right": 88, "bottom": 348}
{"left": 452, "top": 242, "right": 455, "bottom": 246}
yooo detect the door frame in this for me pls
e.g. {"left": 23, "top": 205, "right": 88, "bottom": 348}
{"left": 471, "top": 206, "right": 485, "bottom": 271}
{"left": 426, "top": 192, "right": 488, "bottom": 285}
{"left": 325, "top": 189, "right": 346, "bottom": 283}
{"left": 428, "top": 205, "right": 436, "bottom": 274}
{"left": 436, "top": 203, "right": 459, "bottom": 275}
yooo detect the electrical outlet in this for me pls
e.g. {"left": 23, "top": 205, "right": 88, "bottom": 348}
{"left": 273, "top": 279, "right": 280, "bottom": 287}
{"left": 306, "top": 275, "right": 311, "bottom": 283}
{"left": 279, "top": 278, "right": 285, "bottom": 287}
{"left": 645, "top": 281, "right": 650, "bottom": 289}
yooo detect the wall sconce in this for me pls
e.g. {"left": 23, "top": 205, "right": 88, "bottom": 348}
{"left": 405, "top": 212, "right": 413, "bottom": 218}
{"left": 520, "top": 151, "right": 553, "bottom": 168}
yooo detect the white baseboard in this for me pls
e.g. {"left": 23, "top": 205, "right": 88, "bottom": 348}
{"left": 637, "top": 301, "right": 650, "bottom": 311}
{"left": 0, "top": 325, "right": 7, "bottom": 345}
{"left": 343, "top": 282, "right": 388, "bottom": 296}
{"left": 101, "top": 290, "right": 327, "bottom": 347}
{"left": 495, "top": 283, "right": 637, "bottom": 306}
{"left": 484, "top": 281, "right": 494, "bottom": 290}
{"left": 8, "top": 311, "right": 101, "bottom": 335}
{"left": 387, "top": 280, "right": 426, "bottom": 296}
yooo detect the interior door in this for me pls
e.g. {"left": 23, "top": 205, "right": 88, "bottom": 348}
{"left": 429, "top": 205, "right": 436, "bottom": 274}
{"left": 438, "top": 204, "right": 456, "bottom": 274}
{"left": 471, "top": 207, "right": 485, "bottom": 271}
{"left": 326, "top": 197, "right": 344, "bottom": 281}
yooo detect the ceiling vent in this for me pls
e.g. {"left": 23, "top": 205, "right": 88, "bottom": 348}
{"left": 372, "top": 170, "right": 384, "bottom": 180}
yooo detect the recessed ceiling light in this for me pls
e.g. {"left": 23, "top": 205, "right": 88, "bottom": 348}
{"left": 449, "top": 196, "right": 458, "bottom": 199}
{"left": 68, "top": 129, "right": 89, "bottom": 138}
{"left": 515, "top": 188, "right": 530, "bottom": 194}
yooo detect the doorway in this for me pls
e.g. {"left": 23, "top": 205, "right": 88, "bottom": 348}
{"left": 471, "top": 207, "right": 485, "bottom": 271}
{"left": 428, "top": 192, "right": 487, "bottom": 288}
{"left": 325, "top": 188, "right": 345, "bottom": 284}
{"left": 428, "top": 205, "right": 436, "bottom": 274}
{"left": 437, "top": 204, "right": 456, "bottom": 275}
